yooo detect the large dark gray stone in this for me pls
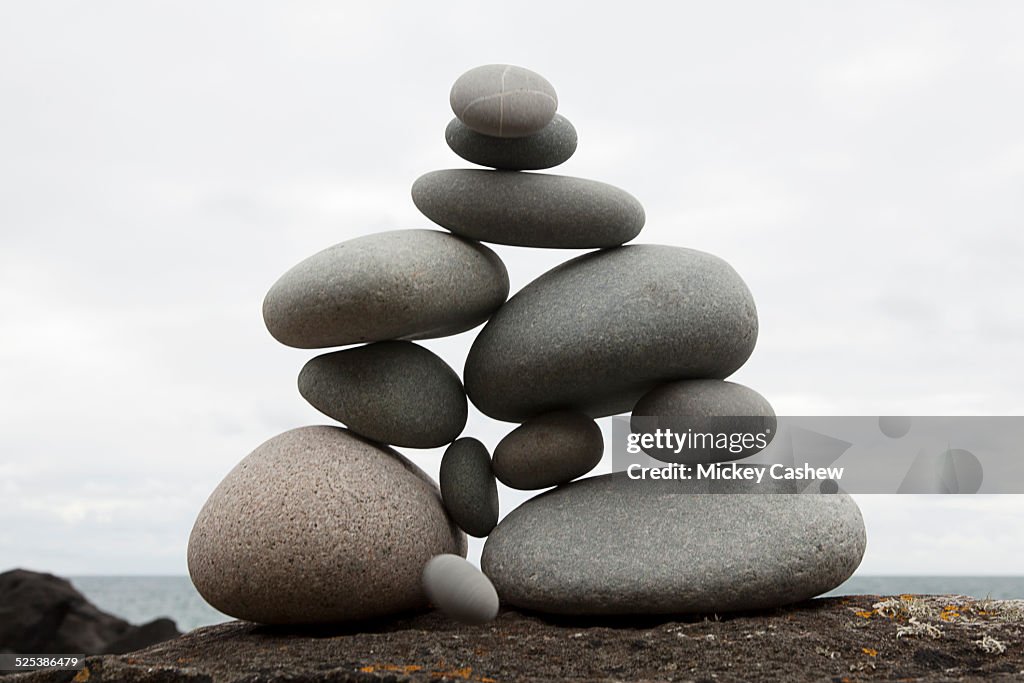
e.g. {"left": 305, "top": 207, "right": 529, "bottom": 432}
{"left": 492, "top": 412, "right": 603, "bottom": 490}
{"left": 464, "top": 245, "right": 758, "bottom": 422}
{"left": 450, "top": 64, "right": 557, "bottom": 138}
{"left": 481, "top": 473, "right": 866, "bottom": 615}
{"left": 411, "top": 170, "right": 644, "bottom": 249}
{"left": 445, "top": 115, "right": 577, "bottom": 170}
{"left": 631, "top": 380, "right": 777, "bottom": 463}
{"left": 262, "top": 230, "right": 509, "bottom": 349}
{"left": 188, "top": 426, "right": 466, "bottom": 624}
{"left": 439, "top": 438, "right": 499, "bottom": 537}
{"left": 298, "top": 341, "right": 467, "bottom": 449}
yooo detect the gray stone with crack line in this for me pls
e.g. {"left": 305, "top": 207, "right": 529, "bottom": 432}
{"left": 450, "top": 64, "right": 557, "bottom": 138}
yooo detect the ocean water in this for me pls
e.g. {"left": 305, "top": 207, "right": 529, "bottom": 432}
{"left": 70, "top": 575, "right": 1024, "bottom": 633}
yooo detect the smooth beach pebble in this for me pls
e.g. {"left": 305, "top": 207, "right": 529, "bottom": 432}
{"left": 187, "top": 426, "right": 466, "bottom": 624}
{"left": 445, "top": 114, "right": 578, "bottom": 170}
{"left": 422, "top": 554, "right": 500, "bottom": 625}
{"left": 262, "top": 229, "right": 509, "bottom": 349}
{"left": 464, "top": 245, "right": 759, "bottom": 422}
{"left": 440, "top": 438, "right": 499, "bottom": 537}
{"left": 481, "top": 473, "right": 866, "bottom": 615}
{"left": 450, "top": 64, "right": 557, "bottom": 138}
{"left": 411, "top": 170, "right": 644, "bottom": 249}
{"left": 630, "top": 380, "right": 777, "bottom": 463}
{"left": 492, "top": 412, "right": 603, "bottom": 490}
{"left": 298, "top": 341, "right": 467, "bottom": 449}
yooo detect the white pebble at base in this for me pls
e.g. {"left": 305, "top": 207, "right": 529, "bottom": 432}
{"left": 422, "top": 554, "right": 500, "bottom": 625}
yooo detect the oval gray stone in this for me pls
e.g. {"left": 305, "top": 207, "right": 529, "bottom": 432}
{"left": 465, "top": 245, "right": 758, "bottom": 422}
{"left": 188, "top": 426, "right": 466, "bottom": 624}
{"left": 412, "top": 170, "right": 644, "bottom": 249}
{"left": 440, "top": 438, "right": 499, "bottom": 537}
{"left": 481, "top": 473, "right": 866, "bottom": 615}
{"left": 492, "top": 412, "right": 603, "bottom": 490}
{"left": 263, "top": 230, "right": 509, "bottom": 349}
{"left": 445, "top": 114, "right": 577, "bottom": 170}
{"left": 631, "top": 380, "right": 777, "bottom": 463}
{"left": 422, "top": 554, "right": 499, "bottom": 625}
{"left": 450, "top": 64, "right": 557, "bottom": 138}
{"left": 298, "top": 341, "right": 467, "bottom": 449}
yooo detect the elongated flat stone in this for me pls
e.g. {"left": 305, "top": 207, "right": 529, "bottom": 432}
{"left": 440, "top": 438, "right": 499, "bottom": 537}
{"left": 412, "top": 170, "right": 644, "bottom": 249}
{"left": 492, "top": 412, "right": 603, "bottom": 490}
{"left": 263, "top": 230, "right": 509, "bottom": 349}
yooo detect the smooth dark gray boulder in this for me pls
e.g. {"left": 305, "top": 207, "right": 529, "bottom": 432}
{"left": 411, "top": 170, "right": 644, "bottom": 249}
{"left": 481, "top": 473, "right": 866, "bottom": 615}
{"left": 450, "top": 64, "right": 557, "bottom": 138}
{"left": 298, "top": 341, "right": 467, "bottom": 449}
{"left": 439, "top": 438, "right": 499, "bottom": 537}
{"left": 445, "top": 115, "right": 577, "bottom": 170}
{"left": 465, "top": 245, "right": 759, "bottom": 422}
{"left": 262, "top": 230, "right": 509, "bottom": 349}
{"left": 492, "top": 412, "right": 603, "bottom": 490}
{"left": 0, "top": 569, "right": 180, "bottom": 655}
{"left": 631, "top": 380, "right": 777, "bottom": 463}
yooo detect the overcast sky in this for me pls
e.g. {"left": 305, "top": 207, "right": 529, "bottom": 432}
{"left": 1, "top": 2, "right": 1022, "bottom": 576}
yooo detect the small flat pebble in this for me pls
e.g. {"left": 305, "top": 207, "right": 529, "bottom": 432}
{"left": 445, "top": 114, "right": 577, "bottom": 170}
{"left": 422, "top": 554, "right": 500, "bottom": 625}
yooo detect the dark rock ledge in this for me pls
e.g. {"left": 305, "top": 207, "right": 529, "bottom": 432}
{"left": 9, "top": 595, "right": 1024, "bottom": 683}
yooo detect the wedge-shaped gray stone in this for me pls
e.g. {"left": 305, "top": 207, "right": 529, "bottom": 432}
{"left": 440, "top": 438, "right": 499, "bottom": 537}
{"left": 465, "top": 246, "right": 758, "bottom": 421}
{"left": 631, "top": 380, "right": 777, "bottom": 463}
{"left": 482, "top": 473, "right": 865, "bottom": 615}
{"left": 445, "top": 115, "right": 577, "bottom": 170}
{"left": 188, "top": 426, "right": 466, "bottom": 624}
{"left": 450, "top": 64, "right": 557, "bottom": 138}
{"left": 422, "top": 554, "right": 499, "bottom": 625}
{"left": 411, "top": 170, "right": 644, "bottom": 249}
{"left": 298, "top": 341, "right": 467, "bottom": 449}
{"left": 493, "top": 412, "right": 603, "bottom": 490}
{"left": 263, "top": 230, "right": 509, "bottom": 349}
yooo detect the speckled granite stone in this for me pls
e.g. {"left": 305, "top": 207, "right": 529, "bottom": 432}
{"left": 439, "top": 438, "right": 499, "bottom": 537}
{"left": 492, "top": 412, "right": 603, "bottom": 490}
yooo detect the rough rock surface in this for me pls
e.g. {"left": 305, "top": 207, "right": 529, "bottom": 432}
{"left": 445, "top": 114, "right": 577, "bottom": 170}
{"left": 465, "top": 245, "right": 759, "bottom": 421}
{"left": 482, "top": 473, "right": 866, "bottom": 615}
{"left": 411, "top": 170, "right": 644, "bottom": 249}
{"left": 187, "top": 426, "right": 466, "bottom": 624}
{"left": 13, "top": 596, "right": 1023, "bottom": 682}
{"left": 0, "top": 569, "right": 180, "bottom": 656}
{"left": 298, "top": 341, "right": 467, "bottom": 448}
{"left": 262, "top": 229, "right": 509, "bottom": 349}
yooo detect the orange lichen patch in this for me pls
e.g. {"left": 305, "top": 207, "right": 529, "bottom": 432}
{"left": 359, "top": 664, "right": 424, "bottom": 674}
{"left": 433, "top": 666, "right": 474, "bottom": 679}
{"left": 72, "top": 668, "right": 91, "bottom": 682}
{"left": 899, "top": 594, "right": 916, "bottom": 601}
{"left": 862, "top": 647, "right": 878, "bottom": 657}
{"left": 854, "top": 610, "right": 874, "bottom": 619}
{"left": 939, "top": 605, "right": 961, "bottom": 621}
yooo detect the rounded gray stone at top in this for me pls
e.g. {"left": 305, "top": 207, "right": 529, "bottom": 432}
{"left": 492, "top": 412, "right": 603, "bottom": 490}
{"left": 298, "top": 341, "right": 467, "bottom": 449}
{"left": 439, "top": 438, "right": 499, "bottom": 537}
{"left": 481, "top": 472, "right": 866, "bottom": 615}
{"left": 422, "top": 554, "right": 500, "bottom": 625}
{"left": 262, "top": 229, "right": 509, "bottom": 349}
{"left": 187, "top": 426, "right": 466, "bottom": 624}
{"left": 411, "top": 170, "right": 645, "bottom": 249}
{"left": 631, "top": 380, "right": 777, "bottom": 464}
{"left": 450, "top": 64, "right": 557, "bottom": 138}
{"left": 464, "top": 245, "right": 759, "bottom": 422}
{"left": 445, "top": 114, "right": 577, "bottom": 170}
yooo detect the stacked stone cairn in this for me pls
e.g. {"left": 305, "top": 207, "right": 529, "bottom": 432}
{"left": 188, "top": 64, "right": 867, "bottom": 625}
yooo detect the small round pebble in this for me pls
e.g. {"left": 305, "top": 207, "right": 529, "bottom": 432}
{"left": 445, "top": 114, "right": 577, "bottom": 170}
{"left": 440, "top": 438, "right": 499, "bottom": 537}
{"left": 450, "top": 64, "right": 558, "bottom": 138}
{"left": 298, "top": 341, "right": 467, "bottom": 449}
{"left": 492, "top": 412, "right": 603, "bottom": 490}
{"left": 878, "top": 416, "right": 912, "bottom": 438}
{"left": 422, "top": 554, "right": 499, "bottom": 625}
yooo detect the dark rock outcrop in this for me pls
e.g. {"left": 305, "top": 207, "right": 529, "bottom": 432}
{"left": 0, "top": 569, "right": 181, "bottom": 656}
